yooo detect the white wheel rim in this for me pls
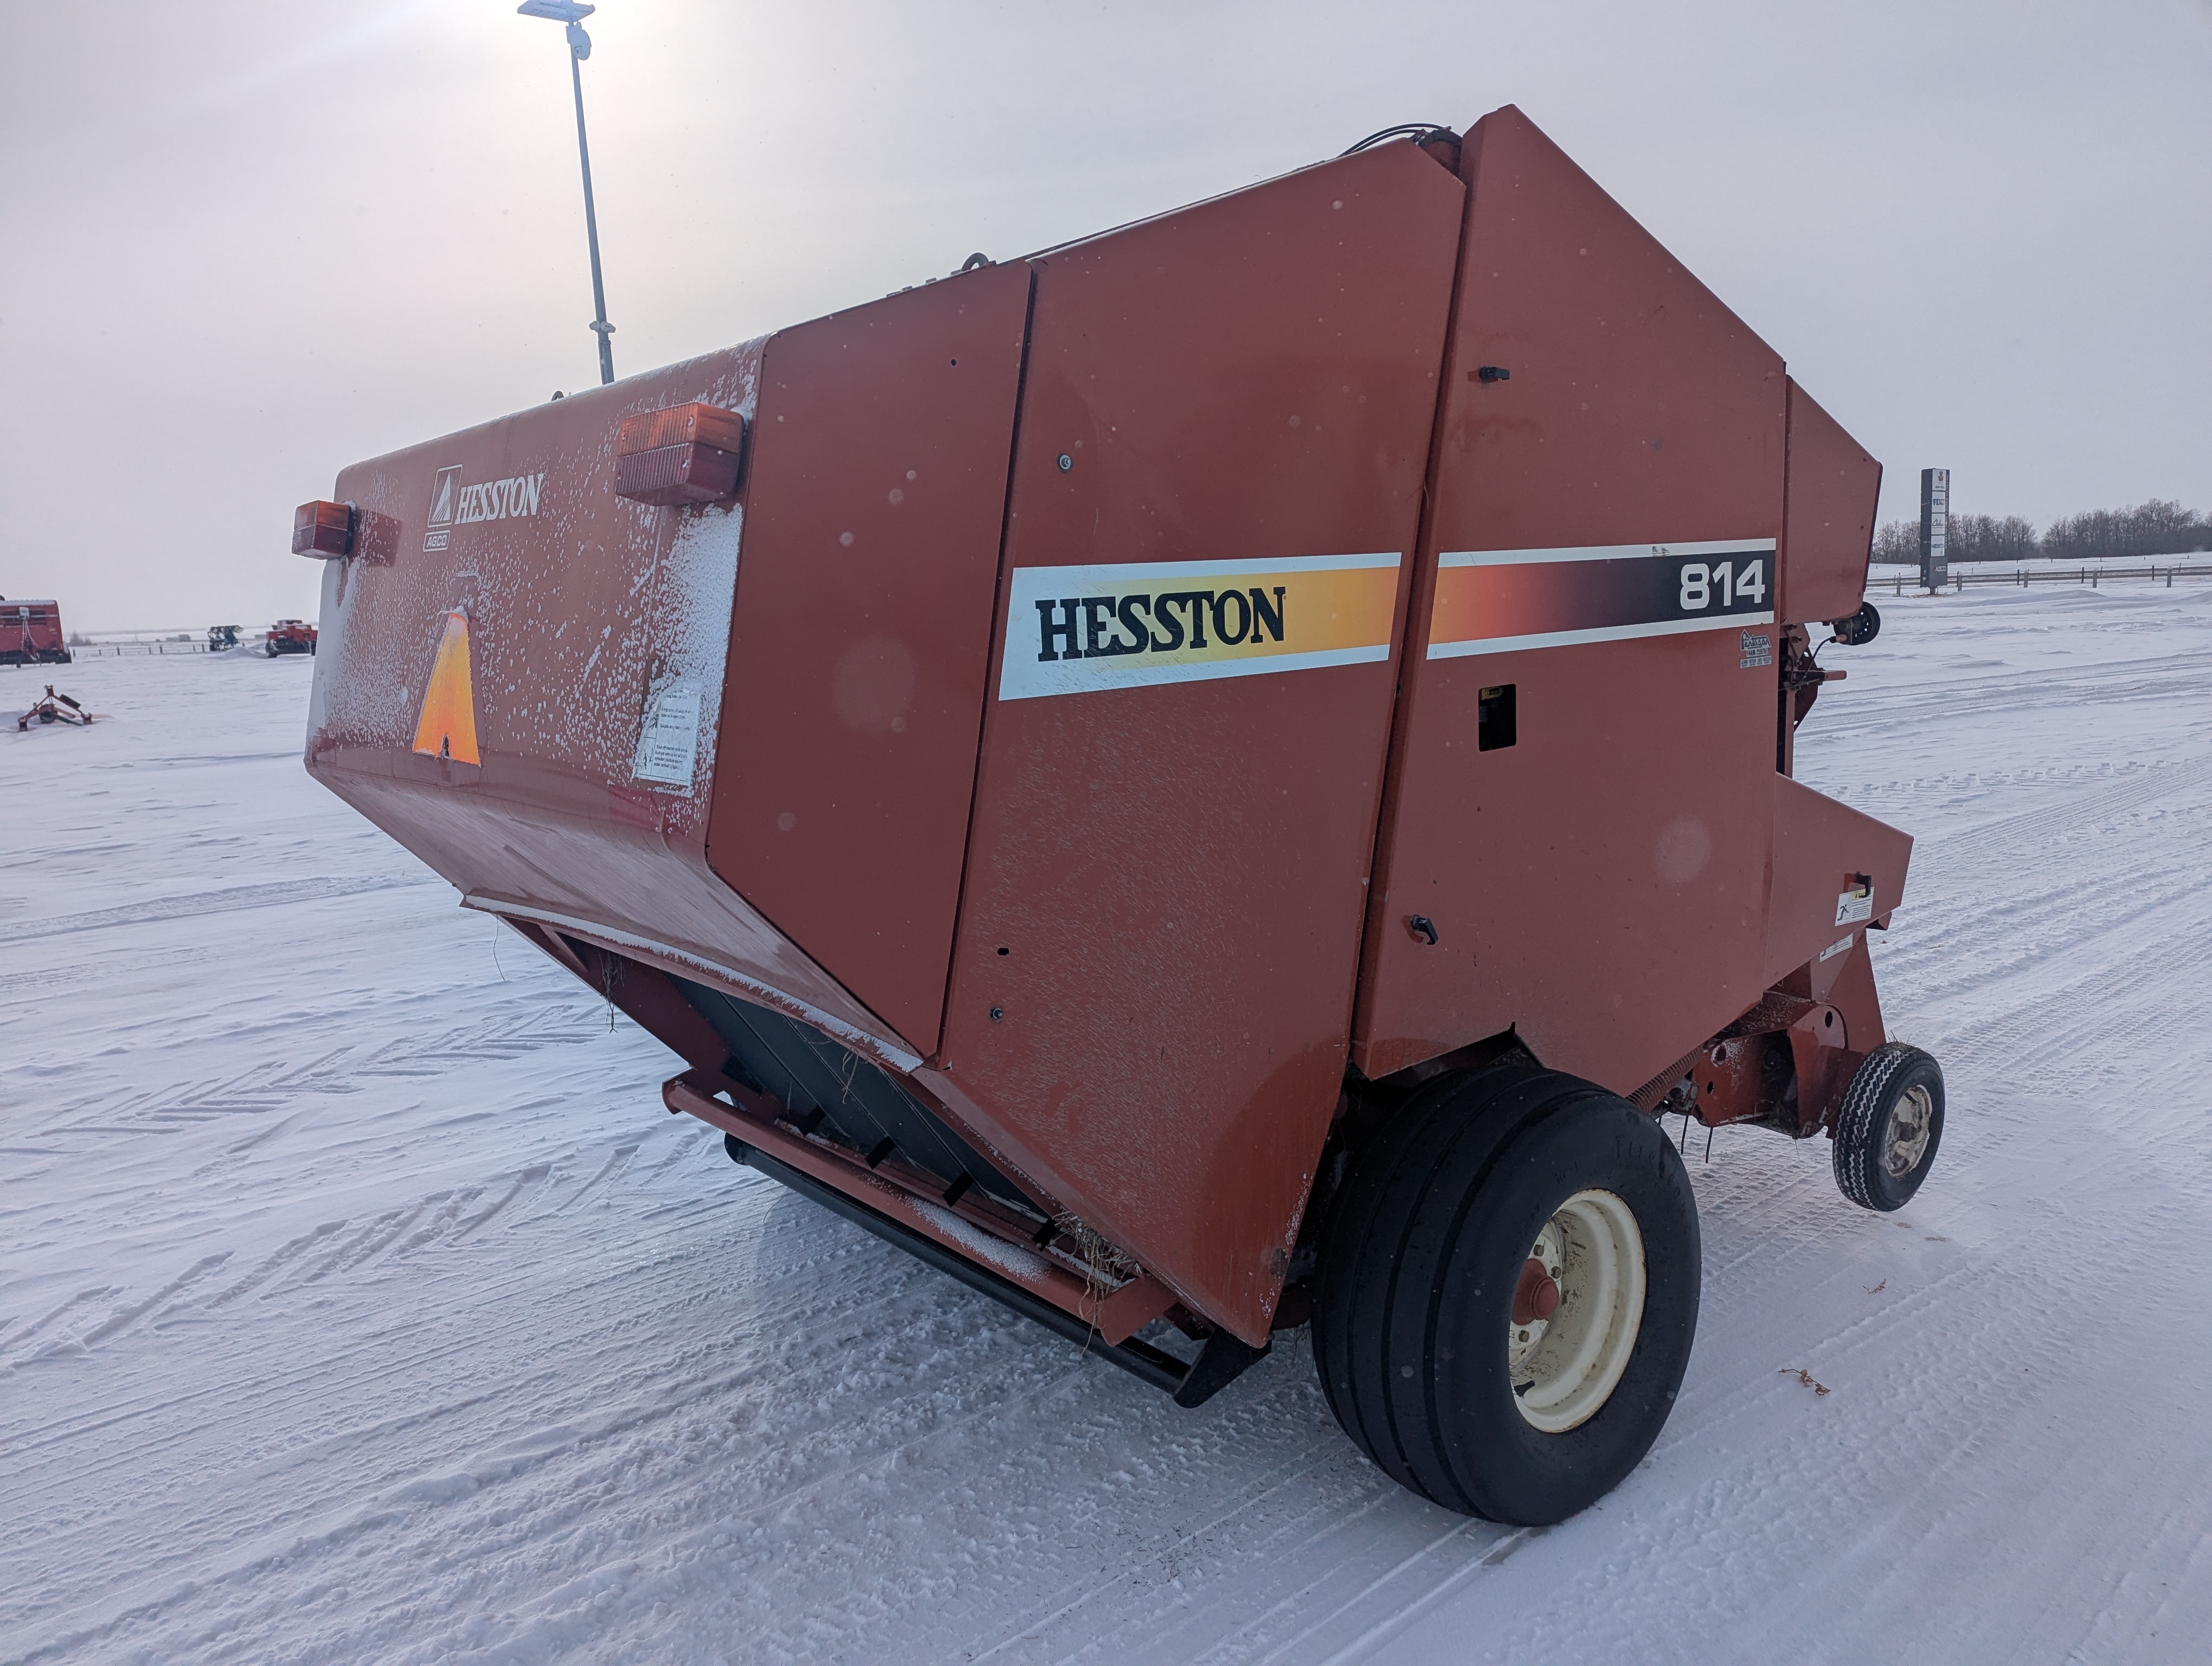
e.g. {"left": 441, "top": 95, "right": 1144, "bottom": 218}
{"left": 1883, "top": 1084, "right": 1933, "bottom": 1179}
{"left": 1508, "top": 1188, "right": 1647, "bottom": 1434}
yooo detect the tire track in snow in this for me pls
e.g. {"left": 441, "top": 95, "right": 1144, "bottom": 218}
{"left": 7, "top": 1144, "right": 1237, "bottom": 1661}
{"left": 3, "top": 1214, "right": 1056, "bottom": 1661}
{"left": 1908, "top": 752, "right": 2212, "bottom": 876}
{"left": 0, "top": 942, "right": 211, "bottom": 998}
{"left": 2, "top": 1163, "right": 864, "bottom": 1472}
{"left": 6, "top": 1258, "right": 232, "bottom": 1365}
{"left": 1805, "top": 638, "right": 2210, "bottom": 740}
{"left": 452, "top": 1163, "right": 553, "bottom": 1239}
{"left": 201, "top": 1221, "right": 345, "bottom": 1309}
{"left": 35, "top": 1007, "right": 618, "bottom": 1145}
{"left": 963, "top": 1430, "right": 1392, "bottom": 1664}
{"left": 0, "top": 874, "right": 443, "bottom": 945}
{"left": 0, "top": 1287, "right": 121, "bottom": 1363}
{"left": 1876, "top": 760, "right": 2212, "bottom": 1099}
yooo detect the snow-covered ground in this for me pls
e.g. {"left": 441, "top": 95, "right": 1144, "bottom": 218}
{"left": 5, "top": 582, "right": 2209, "bottom": 1665}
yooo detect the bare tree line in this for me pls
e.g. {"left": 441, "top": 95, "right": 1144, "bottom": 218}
{"left": 1870, "top": 499, "right": 2211, "bottom": 564}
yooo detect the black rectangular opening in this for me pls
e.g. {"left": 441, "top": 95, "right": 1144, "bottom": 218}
{"left": 1478, "top": 683, "right": 1517, "bottom": 751}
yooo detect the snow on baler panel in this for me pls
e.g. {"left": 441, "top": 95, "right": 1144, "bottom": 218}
{"left": 305, "top": 345, "right": 911, "bottom": 1063}
{"left": 1353, "top": 105, "right": 1787, "bottom": 1094}
{"left": 1780, "top": 377, "right": 1882, "bottom": 626}
{"left": 922, "top": 141, "right": 1468, "bottom": 1344}
{"left": 705, "top": 264, "right": 1034, "bottom": 1059}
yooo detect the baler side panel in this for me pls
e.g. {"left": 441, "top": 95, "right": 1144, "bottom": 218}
{"left": 305, "top": 344, "right": 914, "bottom": 1063}
{"left": 706, "top": 265, "right": 1034, "bottom": 1058}
{"left": 935, "top": 143, "right": 1469, "bottom": 1344}
{"left": 1353, "top": 105, "right": 1787, "bottom": 1094}
{"left": 1780, "top": 378, "right": 1882, "bottom": 626}
{"left": 1765, "top": 773, "right": 1912, "bottom": 992}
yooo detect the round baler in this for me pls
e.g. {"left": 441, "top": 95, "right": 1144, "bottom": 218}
{"left": 292, "top": 106, "right": 1938, "bottom": 1525}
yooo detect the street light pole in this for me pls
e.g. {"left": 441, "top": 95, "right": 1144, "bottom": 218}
{"left": 518, "top": 1, "right": 615, "bottom": 385}
{"left": 566, "top": 31, "right": 615, "bottom": 385}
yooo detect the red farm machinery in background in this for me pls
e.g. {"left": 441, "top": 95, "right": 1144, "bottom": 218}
{"left": 266, "top": 619, "right": 318, "bottom": 657}
{"left": 1, "top": 598, "right": 72, "bottom": 667}
{"left": 15, "top": 685, "right": 91, "bottom": 732}
{"left": 289, "top": 106, "right": 1941, "bottom": 1525}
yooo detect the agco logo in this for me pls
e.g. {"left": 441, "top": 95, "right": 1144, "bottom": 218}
{"left": 422, "top": 465, "right": 548, "bottom": 553}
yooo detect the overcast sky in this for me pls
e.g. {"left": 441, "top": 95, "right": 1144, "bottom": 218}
{"left": 3, "top": 0, "right": 2208, "bottom": 630}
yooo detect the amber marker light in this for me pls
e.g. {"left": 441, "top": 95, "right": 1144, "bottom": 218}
{"left": 613, "top": 401, "right": 748, "bottom": 506}
{"left": 293, "top": 500, "right": 355, "bottom": 558}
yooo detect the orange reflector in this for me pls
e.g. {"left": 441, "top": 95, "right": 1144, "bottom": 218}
{"left": 617, "top": 401, "right": 747, "bottom": 457}
{"left": 614, "top": 402, "right": 747, "bottom": 506}
{"left": 411, "top": 610, "right": 481, "bottom": 766}
{"left": 293, "top": 500, "right": 355, "bottom": 558}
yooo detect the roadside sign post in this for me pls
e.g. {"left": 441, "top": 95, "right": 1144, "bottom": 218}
{"left": 1920, "top": 467, "right": 1950, "bottom": 593}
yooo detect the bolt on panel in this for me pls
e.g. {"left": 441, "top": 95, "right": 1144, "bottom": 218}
{"left": 1779, "top": 377, "right": 1883, "bottom": 626}
{"left": 706, "top": 265, "right": 1035, "bottom": 1057}
{"left": 1354, "top": 105, "right": 1789, "bottom": 1094}
{"left": 929, "top": 141, "right": 1469, "bottom": 1344}
{"left": 305, "top": 342, "right": 910, "bottom": 1064}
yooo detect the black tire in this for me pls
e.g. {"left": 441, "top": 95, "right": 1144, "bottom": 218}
{"left": 1831, "top": 1042, "right": 1944, "bottom": 1212}
{"left": 1312, "top": 1062, "right": 1700, "bottom": 1524}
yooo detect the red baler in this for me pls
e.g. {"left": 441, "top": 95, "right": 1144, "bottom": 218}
{"left": 266, "top": 619, "right": 319, "bottom": 657}
{"left": 1, "top": 598, "right": 72, "bottom": 667}
{"left": 293, "top": 107, "right": 1939, "bottom": 1524}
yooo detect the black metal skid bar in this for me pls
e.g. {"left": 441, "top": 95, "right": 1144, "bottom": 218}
{"left": 724, "top": 1135, "right": 1267, "bottom": 1407}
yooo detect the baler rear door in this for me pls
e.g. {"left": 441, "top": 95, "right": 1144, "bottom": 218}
{"left": 1354, "top": 106, "right": 1785, "bottom": 1094}
{"left": 306, "top": 343, "right": 919, "bottom": 1063}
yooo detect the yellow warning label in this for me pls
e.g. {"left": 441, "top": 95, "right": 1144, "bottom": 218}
{"left": 411, "top": 608, "right": 481, "bottom": 766}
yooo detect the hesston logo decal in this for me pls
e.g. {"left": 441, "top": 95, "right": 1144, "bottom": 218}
{"left": 422, "top": 465, "right": 547, "bottom": 553}
{"left": 996, "top": 553, "right": 1401, "bottom": 701}
{"left": 1426, "top": 539, "right": 1777, "bottom": 659}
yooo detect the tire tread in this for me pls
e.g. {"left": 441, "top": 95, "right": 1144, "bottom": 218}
{"left": 1315, "top": 1062, "right": 1598, "bottom": 1508}
{"left": 1832, "top": 1042, "right": 1943, "bottom": 1212}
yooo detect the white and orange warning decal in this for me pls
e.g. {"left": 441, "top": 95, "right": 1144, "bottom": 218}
{"left": 996, "top": 552, "right": 1401, "bottom": 701}
{"left": 412, "top": 608, "right": 481, "bottom": 765}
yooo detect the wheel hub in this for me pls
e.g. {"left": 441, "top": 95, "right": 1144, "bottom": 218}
{"left": 1507, "top": 1189, "right": 1648, "bottom": 1434}
{"left": 1512, "top": 1257, "right": 1562, "bottom": 1325}
{"left": 1883, "top": 1084, "right": 1934, "bottom": 1179}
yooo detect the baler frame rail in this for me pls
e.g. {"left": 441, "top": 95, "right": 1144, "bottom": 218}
{"left": 664, "top": 1069, "right": 1266, "bottom": 1406}
{"left": 724, "top": 1137, "right": 1267, "bottom": 1407}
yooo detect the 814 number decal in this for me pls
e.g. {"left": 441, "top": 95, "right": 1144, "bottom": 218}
{"left": 1679, "top": 557, "right": 1766, "bottom": 612}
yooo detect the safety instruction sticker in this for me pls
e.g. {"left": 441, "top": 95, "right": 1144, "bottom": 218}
{"left": 996, "top": 552, "right": 1400, "bottom": 701}
{"left": 633, "top": 678, "right": 703, "bottom": 789}
{"left": 1428, "top": 539, "right": 1777, "bottom": 659}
